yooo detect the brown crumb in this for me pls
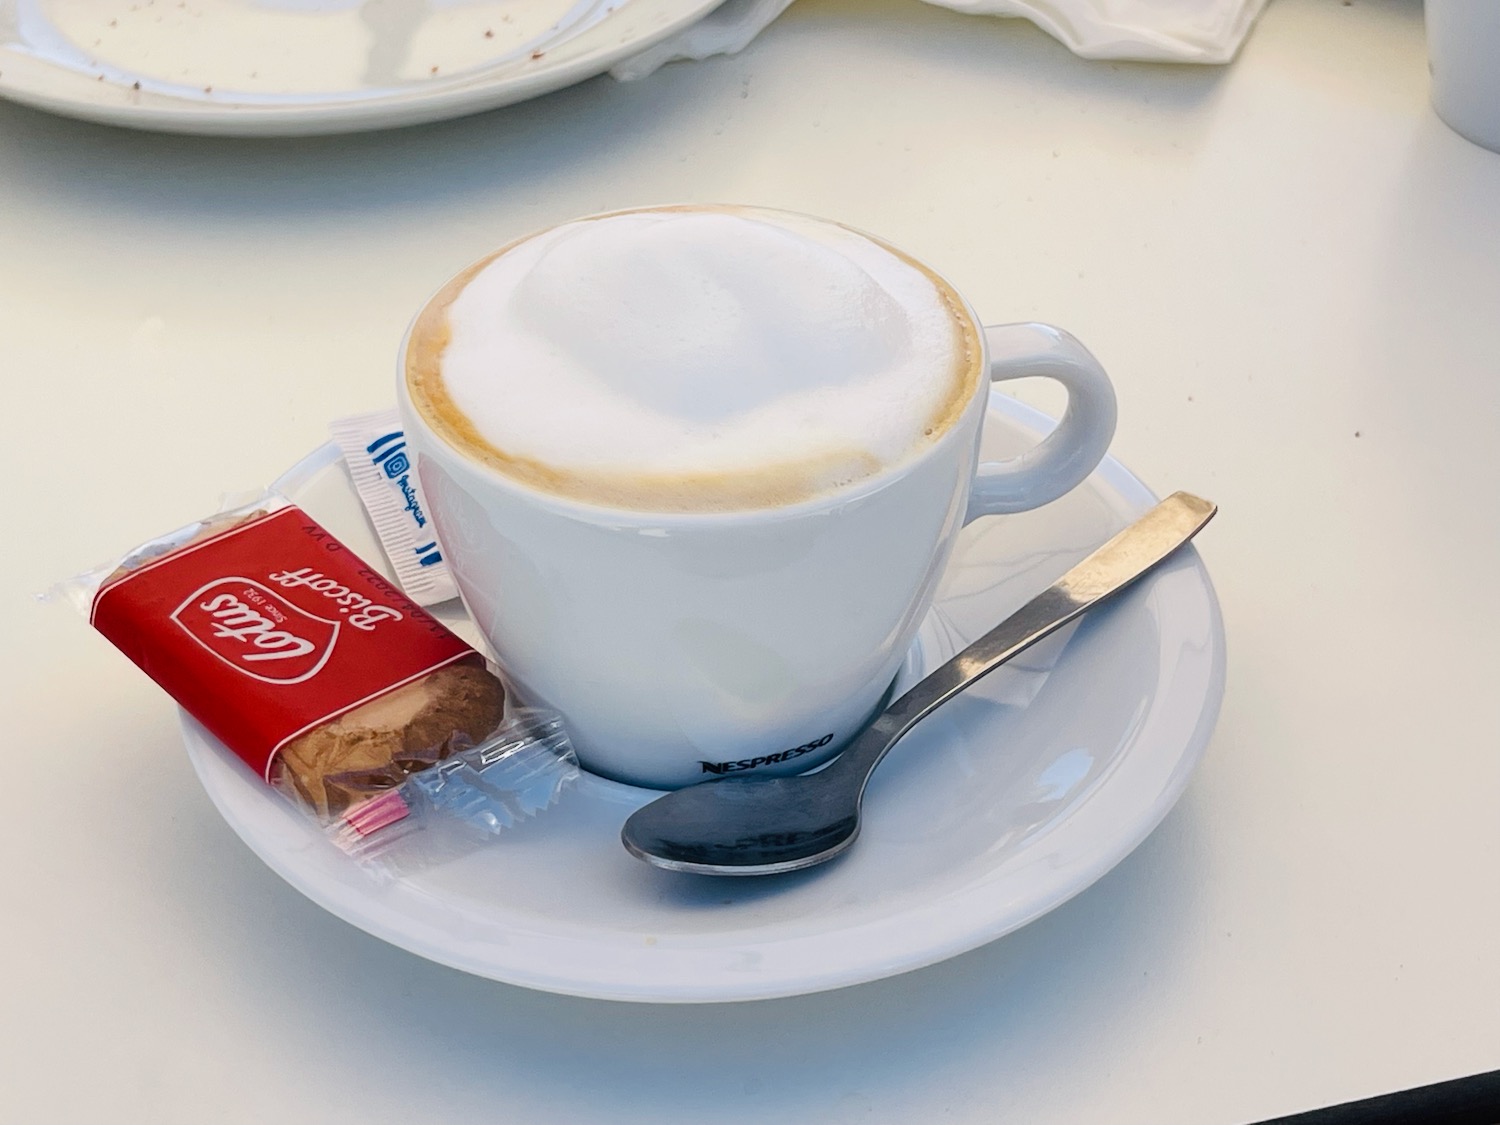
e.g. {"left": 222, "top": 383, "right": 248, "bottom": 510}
{"left": 1187, "top": 395, "right": 1194, "bottom": 402}
{"left": 484, "top": 28, "right": 494, "bottom": 38}
{"left": 1354, "top": 430, "right": 1361, "bottom": 437}
{"left": 531, "top": 49, "right": 545, "bottom": 59}
{"left": 131, "top": 80, "right": 141, "bottom": 90}
{"left": 203, "top": 85, "right": 212, "bottom": 93}
{"left": 109, "top": 17, "right": 117, "bottom": 25}
{"left": 430, "top": 64, "right": 439, "bottom": 74}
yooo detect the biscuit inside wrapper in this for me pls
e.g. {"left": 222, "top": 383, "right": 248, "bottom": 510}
{"left": 277, "top": 662, "right": 507, "bottom": 819}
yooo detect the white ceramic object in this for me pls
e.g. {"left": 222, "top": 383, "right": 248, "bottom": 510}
{"left": 181, "top": 391, "right": 1224, "bottom": 1003}
{"left": 399, "top": 211, "right": 1117, "bottom": 788}
{"left": 1427, "top": 0, "right": 1500, "bottom": 153}
{"left": 0, "top": 0, "right": 725, "bottom": 135}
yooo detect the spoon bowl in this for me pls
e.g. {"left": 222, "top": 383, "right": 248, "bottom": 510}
{"left": 622, "top": 771, "right": 861, "bottom": 874}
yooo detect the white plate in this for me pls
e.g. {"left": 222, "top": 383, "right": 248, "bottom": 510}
{"left": 182, "top": 391, "right": 1225, "bottom": 1003}
{"left": 0, "top": 0, "right": 723, "bottom": 135}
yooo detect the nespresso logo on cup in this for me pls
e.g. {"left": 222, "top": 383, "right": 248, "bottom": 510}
{"left": 171, "top": 578, "right": 338, "bottom": 685}
{"left": 699, "top": 733, "right": 834, "bottom": 775}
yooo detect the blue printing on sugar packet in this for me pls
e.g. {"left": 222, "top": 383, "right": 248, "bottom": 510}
{"left": 364, "top": 430, "right": 443, "bottom": 569}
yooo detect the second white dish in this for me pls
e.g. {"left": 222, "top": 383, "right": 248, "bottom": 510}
{"left": 0, "top": 0, "right": 725, "bottom": 134}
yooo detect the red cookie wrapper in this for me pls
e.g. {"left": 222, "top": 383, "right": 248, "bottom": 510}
{"left": 56, "top": 494, "right": 581, "bottom": 872}
{"left": 89, "top": 503, "right": 478, "bottom": 783}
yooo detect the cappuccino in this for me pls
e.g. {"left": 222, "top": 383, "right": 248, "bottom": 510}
{"left": 404, "top": 206, "right": 982, "bottom": 512}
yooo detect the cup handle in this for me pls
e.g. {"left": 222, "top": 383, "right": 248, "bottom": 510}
{"left": 964, "top": 322, "right": 1119, "bottom": 524}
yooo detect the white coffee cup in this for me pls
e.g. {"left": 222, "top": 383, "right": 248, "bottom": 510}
{"left": 398, "top": 206, "right": 1117, "bottom": 789}
{"left": 1427, "top": 0, "right": 1500, "bottom": 153}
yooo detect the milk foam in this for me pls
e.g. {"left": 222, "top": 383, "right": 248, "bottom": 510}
{"left": 418, "top": 207, "right": 974, "bottom": 510}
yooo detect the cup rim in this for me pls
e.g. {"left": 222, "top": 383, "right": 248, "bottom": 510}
{"left": 397, "top": 203, "right": 993, "bottom": 527}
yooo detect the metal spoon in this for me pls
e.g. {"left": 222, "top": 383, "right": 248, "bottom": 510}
{"left": 621, "top": 491, "right": 1216, "bottom": 876}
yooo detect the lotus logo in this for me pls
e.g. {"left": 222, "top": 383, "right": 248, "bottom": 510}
{"left": 171, "top": 578, "right": 339, "bottom": 684}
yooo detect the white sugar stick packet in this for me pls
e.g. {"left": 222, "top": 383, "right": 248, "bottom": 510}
{"left": 331, "top": 409, "right": 458, "bottom": 606}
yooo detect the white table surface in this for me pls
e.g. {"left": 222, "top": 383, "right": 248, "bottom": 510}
{"left": 4, "top": 0, "right": 1498, "bottom": 1122}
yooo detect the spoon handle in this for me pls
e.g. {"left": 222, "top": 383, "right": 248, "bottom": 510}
{"left": 824, "top": 491, "right": 1217, "bottom": 789}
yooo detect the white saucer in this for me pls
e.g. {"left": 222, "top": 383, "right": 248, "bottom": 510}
{"left": 181, "top": 390, "right": 1225, "bottom": 1003}
{"left": 0, "top": 0, "right": 723, "bottom": 135}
